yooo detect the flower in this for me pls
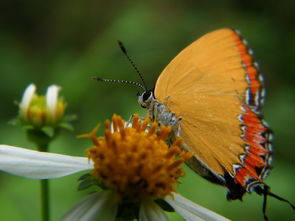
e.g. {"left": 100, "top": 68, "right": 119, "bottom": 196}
{"left": 83, "top": 114, "right": 191, "bottom": 201}
{"left": 18, "top": 83, "right": 66, "bottom": 128}
{"left": 0, "top": 114, "right": 230, "bottom": 221}
{"left": 15, "top": 83, "right": 73, "bottom": 148}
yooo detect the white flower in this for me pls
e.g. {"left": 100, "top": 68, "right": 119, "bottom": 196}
{"left": 165, "top": 193, "right": 229, "bottom": 221}
{"left": 140, "top": 199, "right": 169, "bottom": 221}
{"left": 0, "top": 144, "right": 230, "bottom": 221}
{"left": 61, "top": 191, "right": 118, "bottom": 221}
{"left": 0, "top": 145, "right": 92, "bottom": 179}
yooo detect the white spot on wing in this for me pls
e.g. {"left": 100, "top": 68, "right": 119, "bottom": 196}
{"left": 255, "top": 90, "right": 261, "bottom": 106}
{"left": 246, "top": 74, "right": 250, "bottom": 84}
{"left": 239, "top": 154, "right": 247, "bottom": 164}
{"left": 261, "top": 119, "right": 269, "bottom": 127}
{"left": 245, "top": 88, "right": 251, "bottom": 105}
{"left": 238, "top": 114, "right": 243, "bottom": 121}
{"left": 233, "top": 164, "right": 242, "bottom": 175}
{"left": 258, "top": 74, "right": 264, "bottom": 82}
{"left": 235, "top": 29, "right": 242, "bottom": 35}
{"left": 254, "top": 62, "right": 260, "bottom": 69}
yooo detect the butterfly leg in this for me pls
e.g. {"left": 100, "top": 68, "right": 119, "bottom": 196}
{"left": 173, "top": 117, "right": 182, "bottom": 137}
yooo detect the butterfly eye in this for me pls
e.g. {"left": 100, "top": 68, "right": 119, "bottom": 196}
{"left": 138, "top": 90, "right": 154, "bottom": 108}
{"left": 142, "top": 91, "right": 152, "bottom": 101}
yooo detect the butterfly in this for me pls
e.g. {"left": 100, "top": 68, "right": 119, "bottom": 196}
{"left": 94, "top": 28, "right": 294, "bottom": 220}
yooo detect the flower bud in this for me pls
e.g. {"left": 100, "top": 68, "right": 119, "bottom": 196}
{"left": 19, "top": 84, "right": 66, "bottom": 128}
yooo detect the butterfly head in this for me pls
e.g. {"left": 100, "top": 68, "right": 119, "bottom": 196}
{"left": 137, "top": 89, "right": 154, "bottom": 108}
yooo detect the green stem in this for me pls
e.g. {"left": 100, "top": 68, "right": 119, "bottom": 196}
{"left": 40, "top": 179, "right": 50, "bottom": 221}
{"left": 38, "top": 144, "right": 50, "bottom": 221}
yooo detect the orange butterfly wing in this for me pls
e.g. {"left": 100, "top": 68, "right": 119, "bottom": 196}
{"left": 154, "top": 29, "right": 272, "bottom": 192}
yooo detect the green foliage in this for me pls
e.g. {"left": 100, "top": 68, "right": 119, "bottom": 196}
{"left": 77, "top": 173, "right": 105, "bottom": 191}
{"left": 155, "top": 199, "right": 175, "bottom": 212}
{"left": 0, "top": 1, "right": 295, "bottom": 220}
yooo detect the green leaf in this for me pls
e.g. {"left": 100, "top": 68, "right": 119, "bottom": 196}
{"left": 77, "top": 173, "right": 107, "bottom": 191}
{"left": 78, "top": 173, "right": 91, "bottom": 181}
{"left": 41, "top": 126, "right": 55, "bottom": 137}
{"left": 59, "top": 122, "right": 74, "bottom": 131}
{"left": 155, "top": 198, "right": 175, "bottom": 212}
{"left": 77, "top": 179, "right": 93, "bottom": 191}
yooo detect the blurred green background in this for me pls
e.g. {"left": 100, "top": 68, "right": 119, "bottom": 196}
{"left": 0, "top": 0, "right": 294, "bottom": 220}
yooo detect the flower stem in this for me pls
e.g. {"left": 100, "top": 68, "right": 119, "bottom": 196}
{"left": 40, "top": 179, "right": 50, "bottom": 221}
{"left": 38, "top": 144, "right": 50, "bottom": 221}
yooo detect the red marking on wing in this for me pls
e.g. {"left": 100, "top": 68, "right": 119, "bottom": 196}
{"left": 234, "top": 40, "right": 260, "bottom": 96}
{"left": 231, "top": 30, "right": 273, "bottom": 191}
{"left": 232, "top": 31, "right": 264, "bottom": 111}
{"left": 234, "top": 106, "right": 272, "bottom": 191}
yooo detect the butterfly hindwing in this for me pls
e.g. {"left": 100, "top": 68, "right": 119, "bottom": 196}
{"left": 154, "top": 28, "right": 272, "bottom": 194}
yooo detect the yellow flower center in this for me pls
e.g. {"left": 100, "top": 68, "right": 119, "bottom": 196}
{"left": 83, "top": 114, "right": 192, "bottom": 201}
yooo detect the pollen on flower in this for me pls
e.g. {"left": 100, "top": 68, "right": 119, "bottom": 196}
{"left": 85, "top": 114, "right": 192, "bottom": 201}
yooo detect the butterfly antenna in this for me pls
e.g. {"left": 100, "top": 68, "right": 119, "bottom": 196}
{"left": 255, "top": 185, "right": 295, "bottom": 221}
{"left": 92, "top": 77, "right": 145, "bottom": 90}
{"left": 117, "top": 40, "right": 147, "bottom": 90}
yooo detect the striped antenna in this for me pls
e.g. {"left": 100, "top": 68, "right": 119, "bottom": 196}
{"left": 92, "top": 77, "right": 145, "bottom": 90}
{"left": 117, "top": 40, "right": 147, "bottom": 90}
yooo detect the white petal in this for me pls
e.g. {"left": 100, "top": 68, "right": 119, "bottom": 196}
{"left": 139, "top": 199, "right": 168, "bottom": 221}
{"left": 165, "top": 193, "right": 230, "bottom": 221}
{"left": 19, "top": 83, "right": 36, "bottom": 114}
{"left": 46, "top": 84, "right": 60, "bottom": 119}
{"left": 61, "top": 191, "right": 118, "bottom": 221}
{"left": 0, "top": 145, "right": 93, "bottom": 179}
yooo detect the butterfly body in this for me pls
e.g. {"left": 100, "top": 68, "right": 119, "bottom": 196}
{"left": 138, "top": 94, "right": 180, "bottom": 131}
